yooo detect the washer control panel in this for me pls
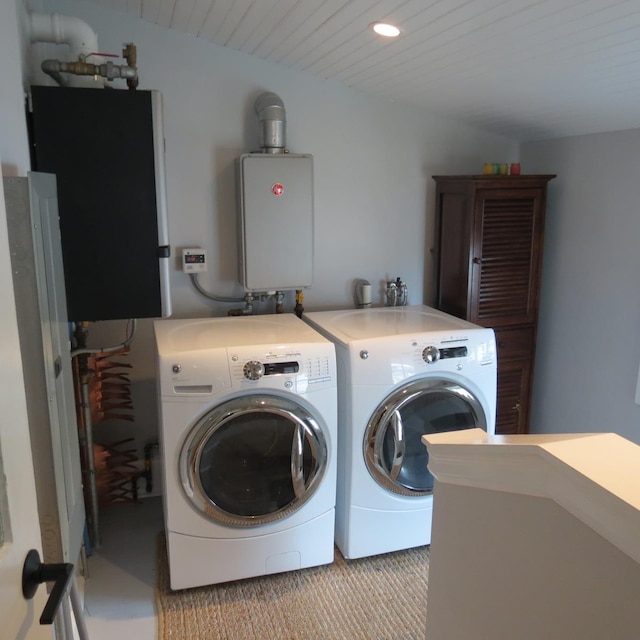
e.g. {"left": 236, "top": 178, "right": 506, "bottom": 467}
{"left": 241, "top": 359, "right": 303, "bottom": 380}
{"left": 228, "top": 346, "right": 334, "bottom": 391}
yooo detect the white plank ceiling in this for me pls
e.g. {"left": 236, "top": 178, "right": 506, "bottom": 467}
{"left": 85, "top": 0, "right": 640, "bottom": 141}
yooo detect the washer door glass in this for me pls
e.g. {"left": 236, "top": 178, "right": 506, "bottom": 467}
{"left": 364, "top": 378, "right": 486, "bottom": 497}
{"left": 181, "top": 394, "right": 327, "bottom": 527}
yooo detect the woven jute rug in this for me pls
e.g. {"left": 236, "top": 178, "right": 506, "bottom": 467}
{"left": 156, "top": 534, "right": 429, "bottom": 640}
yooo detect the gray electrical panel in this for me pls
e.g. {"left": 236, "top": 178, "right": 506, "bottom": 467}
{"left": 237, "top": 153, "right": 313, "bottom": 292}
{"left": 5, "top": 173, "right": 85, "bottom": 565}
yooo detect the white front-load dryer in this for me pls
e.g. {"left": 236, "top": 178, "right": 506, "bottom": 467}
{"left": 154, "top": 314, "right": 337, "bottom": 589}
{"left": 303, "top": 305, "right": 496, "bottom": 560}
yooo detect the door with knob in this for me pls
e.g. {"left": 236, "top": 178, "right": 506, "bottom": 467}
{"left": 0, "top": 175, "right": 51, "bottom": 639}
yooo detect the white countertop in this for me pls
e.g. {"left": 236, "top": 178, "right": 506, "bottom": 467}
{"left": 423, "top": 429, "right": 640, "bottom": 564}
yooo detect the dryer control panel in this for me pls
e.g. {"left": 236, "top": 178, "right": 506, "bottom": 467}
{"left": 346, "top": 328, "right": 496, "bottom": 386}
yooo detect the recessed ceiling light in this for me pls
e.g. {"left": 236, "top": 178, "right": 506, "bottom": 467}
{"left": 371, "top": 22, "right": 401, "bottom": 38}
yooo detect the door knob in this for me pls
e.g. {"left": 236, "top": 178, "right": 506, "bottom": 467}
{"left": 22, "top": 549, "right": 74, "bottom": 625}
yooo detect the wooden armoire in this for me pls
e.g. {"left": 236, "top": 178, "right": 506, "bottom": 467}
{"left": 432, "top": 174, "right": 556, "bottom": 434}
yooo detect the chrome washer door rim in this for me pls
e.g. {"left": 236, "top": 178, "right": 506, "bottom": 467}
{"left": 180, "top": 394, "right": 327, "bottom": 527}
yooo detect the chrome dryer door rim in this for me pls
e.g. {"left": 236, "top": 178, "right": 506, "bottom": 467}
{"left": 364, "top": 378, "right": 486, "bottom": 497}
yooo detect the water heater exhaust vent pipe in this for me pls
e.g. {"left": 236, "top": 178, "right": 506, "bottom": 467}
{"left": 255, "top": 92, "right": 286, "bottom": 154}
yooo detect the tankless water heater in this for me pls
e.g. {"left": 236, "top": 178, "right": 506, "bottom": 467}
{"left": 237, "top": 153, "right": 313, "bottom": 292}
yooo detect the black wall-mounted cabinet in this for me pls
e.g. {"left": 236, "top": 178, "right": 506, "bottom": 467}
{"left": 28, "top": 85, "right": 171, "bottom": 322}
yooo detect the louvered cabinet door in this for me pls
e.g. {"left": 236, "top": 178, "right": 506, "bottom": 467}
{"left": 494, "top": 327, "right": 535, "bottom": 434}
{"left": 469, "top": 188, "right": 545, "bottom": 327}
{"left": 433, "top": 174, "right": 556, "bottom": 434}
{"left": 496, "top": 358, "right": 532, "bottom": 434}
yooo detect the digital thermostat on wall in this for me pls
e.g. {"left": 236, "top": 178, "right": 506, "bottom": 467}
{"left": 182, "top": 248, "right": 207, "bottom": 273}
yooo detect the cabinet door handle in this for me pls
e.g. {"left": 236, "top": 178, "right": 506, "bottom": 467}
{"left": 512, "top": 401, "right": 521, "bottom": 413}
{"left": 472, "top": 257, "right": 482, "bottom": 264}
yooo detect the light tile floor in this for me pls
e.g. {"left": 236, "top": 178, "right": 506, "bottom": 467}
{"left": 80, "top": 497, "right": 163, "bottom": 639}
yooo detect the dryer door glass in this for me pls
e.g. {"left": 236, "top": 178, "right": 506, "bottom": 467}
{"left": 180, "top": 394, "right": 327, "bottom": 527}
{"left": 364, "top": 379, "right": 486, "bottom": 497}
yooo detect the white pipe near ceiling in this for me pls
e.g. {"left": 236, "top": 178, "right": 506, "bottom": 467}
{"left": 28, "top": 11, "right": 99, "bottom": 60}
{"left": 27, "top": 11, "right": 106, "bottom": 88}
{"left": 27, "top": 11, "right": 139, "bottom": 89}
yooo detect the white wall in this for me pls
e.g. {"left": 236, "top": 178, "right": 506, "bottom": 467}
{"left": 1, "top": 0, "right": 30, "bottom": 176}
{"left": 522, "top": 131, "right": 640, "bottom": 445}
{"left": 30, "top": 0, "right": 516, "bottom": 315}
{"left": 18, "top": 0, "right": 516, "bottom": 453}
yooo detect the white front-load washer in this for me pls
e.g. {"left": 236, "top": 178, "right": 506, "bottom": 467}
{"left": 303, "top": 304, "right": 496, "bottom": 560}
{"left": 154, "top": 314, "right": 337, "bottom": 589}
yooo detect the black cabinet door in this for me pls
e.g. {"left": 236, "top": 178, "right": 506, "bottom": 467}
{"left": 29, "top": 85, "right": 169, "bottom": 321}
